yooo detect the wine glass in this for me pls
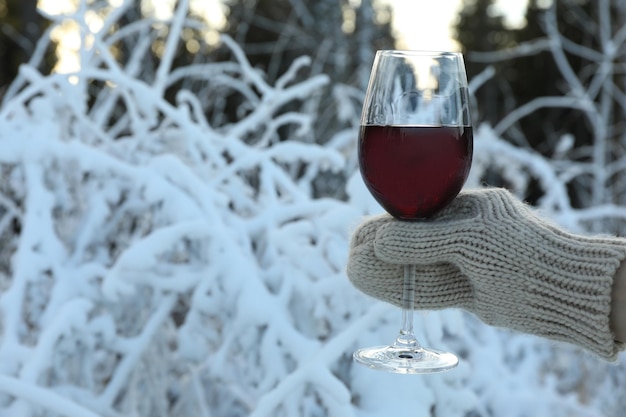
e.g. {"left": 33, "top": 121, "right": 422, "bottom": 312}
{"left": 354, "top": 50, "right": 473, "bottom": 374}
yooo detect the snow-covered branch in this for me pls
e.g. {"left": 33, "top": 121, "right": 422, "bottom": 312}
{"left": 0, "top": 3, "right": 359, "bottom": 416}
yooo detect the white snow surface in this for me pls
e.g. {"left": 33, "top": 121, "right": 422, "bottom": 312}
{"left": 1, "top": 2, "right": 626, "bottom": 417}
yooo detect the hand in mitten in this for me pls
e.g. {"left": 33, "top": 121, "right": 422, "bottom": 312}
{"left": 347, "top": 188, "right": 626, "bottom": 360}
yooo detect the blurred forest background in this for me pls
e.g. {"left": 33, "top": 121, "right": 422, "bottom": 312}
{"left": 3, "top": 0, "right": 626, "bottom": 417}
{"left": 0, "top": 0, "right": 626, "bottom": 199}
{"left": 4, "top": 0, "right": 626, "bottom": 208}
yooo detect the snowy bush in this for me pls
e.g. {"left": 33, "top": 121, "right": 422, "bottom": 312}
{"left": 1, "top": 1, "right": 626, "bottom": 417}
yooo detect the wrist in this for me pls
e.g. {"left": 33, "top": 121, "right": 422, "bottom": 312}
{"left": 610, "top": 260, "right": 626, "bottom": 343}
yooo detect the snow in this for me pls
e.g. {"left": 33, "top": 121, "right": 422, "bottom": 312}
{"left": 1, "top": 1, "right": 626, "bottom": 416}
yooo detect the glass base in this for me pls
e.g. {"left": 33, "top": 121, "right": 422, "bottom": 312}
{"left": 353, "top": 344, "right": 459, "bottom": 374}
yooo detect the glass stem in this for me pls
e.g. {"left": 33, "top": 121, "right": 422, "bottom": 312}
{"left": 395, "top": 264, "right": 420, "bottom": 348}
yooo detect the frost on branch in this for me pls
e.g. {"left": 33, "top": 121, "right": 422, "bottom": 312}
{"left": 0, "top": 2, "right": 366, "bottom": 416}
{"left": 467, "top": 1, "right": 626, "bottom": 235}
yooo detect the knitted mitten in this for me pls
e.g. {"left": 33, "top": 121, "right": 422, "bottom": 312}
{"left": 347, "top": 188, "right": 626, "bottom": 360}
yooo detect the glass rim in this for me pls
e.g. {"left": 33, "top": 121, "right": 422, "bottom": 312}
{"left": 376, "top": 49, "right": 463, "bottom": 58}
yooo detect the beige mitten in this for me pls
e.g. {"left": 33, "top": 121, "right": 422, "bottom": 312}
{"left": 347, "top": 188, "right": 626, "bottom": 360}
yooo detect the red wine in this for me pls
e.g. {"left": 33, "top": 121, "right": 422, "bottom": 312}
{"left": 359, "top": 125, "right": 473, "bottom": 220}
